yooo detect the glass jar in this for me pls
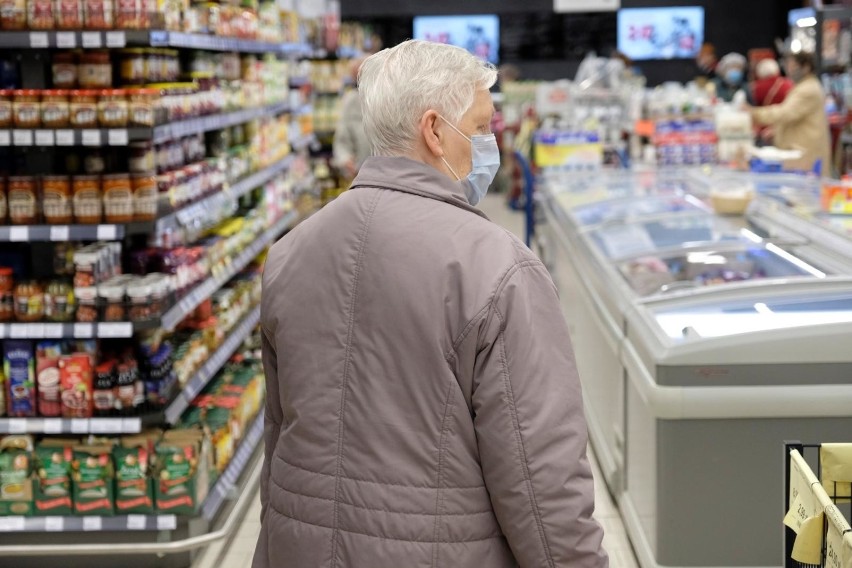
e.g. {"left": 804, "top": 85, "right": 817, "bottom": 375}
{"left": 119, "top": 49, "right": 146, "bottom": 85}
{"left": 14, "top": 281, "right": 44, "bottom": 322}
{"left": 41, "top": 90, "right": 70, "bottom": 128}
{"left": 72, "top": 174, "right": 101, "bottom": 224}
{"left": 7, "top": 176, "right": 37, "bottom": 225}
{"left": 84, "top": 0, "right": 113, "bottom": 29}
{"left": 55, "top": 0, "right": 83, "bottom": 29}
{"left": 83, "top": 149, "right": 105, "bottom": 174}
{"left": 98, "top": 282, "right": 125, "bottom": 321}
{"left": 44, "top": 280, "right": 74, "bottom": 322}
{"left": 128, "top": 141, "right": 154, "bottom": 173}
{"left": 97, "top": 89, "right": 128, "bottom": 127}
{"left": 0, "top": 90, "right": 11, "bottom": 128}
{"left": 115, "top": 0, "right": 145, "bottom": 29}
{"left": 102, "top": 173, "right": 133, "bottom": 223}
{"left": 69, "top": 90, "right": 98, "bottom": 128}
{"left": 0, "top": 266, "right": 13, "bottom": 322}
{"left": 12, "top": 90, "right": 40, "bottom": 128}
{"left": 127, "top": 280, "right": 152, "bottom": 321}
{"left": 42, "top": 175, "right": 72, "bottom": 224}
{"left": 0, "top": 177, "right": 6, "bottom": 223}
{"left": 128, "top": 88, "right": 158, "bottom": 126}
{"left": 27, "top": 0, "right": 53, "bottom": 29}
{"left": 131, "top": 173, "right": 156, "bottom": 221}
{"left": 0, "top": 0, "right": 26, "bottom": 29}
{"left": 78, "top": 51, "right": 112, "bottom": 89}
{"left": 52, "top": 52, "right": 77, "bottom": 89}
{"left": 74, "top": 286, "right": 98, "bottom": 323}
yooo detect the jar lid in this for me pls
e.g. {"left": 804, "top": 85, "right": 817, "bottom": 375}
{"left": 103, "top": 89, "right": 126, "bottom": 97}
{"left": 128, "top": 88, "right": 160, "bottom": 95}
{"left": 43, "top": 175, "right": 70, "bottom": 181}
{"left": 98, "top": 283, "right": 125, "bottom": 300}
{"left": 7, "top": 175, "right": 34, "bottom": 182}
{"left": 74, "top": 286, "right": 98, "bottom": 301}
{"left": 70, "top": 89, "right": 99, "bottom": 97}
{"left": 126, "top": 281, "right": 152, "bottom": 299}
{"left": 15, "top": 89, "right": 40, "bottom": 96}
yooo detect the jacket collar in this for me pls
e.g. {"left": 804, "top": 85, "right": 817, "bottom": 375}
{"left": 350, "top": 156, "right": 489, "bottom": 220}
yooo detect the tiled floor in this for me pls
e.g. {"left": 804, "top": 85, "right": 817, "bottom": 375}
{"left": 193, "top": 193, "right": 640, "bottom": 568}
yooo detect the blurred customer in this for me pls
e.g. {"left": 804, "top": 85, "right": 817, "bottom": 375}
{"left": 714, "top": 52, "right": 747, "bottom": 102}
{"left": 751, "top": 58, "right": 793, "bottom": 106}
{"left": 696, "top": 42, "right": 718, "bottom": 80}
{"left": 751, "top": 51, "right": 831, "bottom": 175}
{"left": 332, "top": 57, "right": 370, "bottom": 180}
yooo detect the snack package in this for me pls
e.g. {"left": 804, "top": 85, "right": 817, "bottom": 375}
{"left": 154, "top": 429, "right": 210, "bottom": 514}
{"left": 33, "top": 439, "right": 75, "bottom": 516}
{"left": 60, "top": 353, "right": 94, "bottom": 418}
{"left": 113, "top": 432, "right": 159, "bottom": 514}
{"left": 36, "top": 341, "right": 64, "bottom": 417}
{"left": 0, "top": 435, "right": 34, "bottom": 516}
{"left": 72, "top": 445, "right": 115, "bottom": 515}
{"left": 0, "top": 367, "right": 6, "bottom": 417}
{"left": 4, "top": 340, "right": 36, "bottom": 417}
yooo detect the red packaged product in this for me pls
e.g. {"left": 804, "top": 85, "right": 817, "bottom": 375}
{"left": 59, "top": 353, "right": 93, "bottom": 418}
{"left": 36, "top": 341, "right": 63, "bottom": 417}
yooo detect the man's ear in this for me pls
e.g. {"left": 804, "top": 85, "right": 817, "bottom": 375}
{"left": 419, "top": 110, "right": 444, "bottom": 158}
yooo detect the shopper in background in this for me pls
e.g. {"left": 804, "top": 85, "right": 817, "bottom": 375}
{"left": 696, "top": 42, "right": 718, "bottom": 81}
{"left": 751, "top": 51, "right": 831, "bottom": 175}
{"left": 255, "top": 39, "right": 607, "bottom": 568}
{"left": 751, "top": 58, "right": 793, "bottom": 107}
{"left": 332, "top": 57, "right": 370, "bottom": 180}
{"left": 713, "top": 52, "right": 748, "bottom": 102}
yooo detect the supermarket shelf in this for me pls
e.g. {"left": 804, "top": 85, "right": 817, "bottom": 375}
{"left": 0, "top": 514, "right": 177, "bottom": 533}
{"left": 0, "top": 222, "right": 155, "bottom": 243}
{"left": 291, "top": 133, "right": 316, "bottom": 152}
{"left": 0, "top": 29, "right": 312, "bottom": 55}
{"left": 164, "top": 305, "right": 261, "bottom": 424}
{"left": 289, "top": 77, "right": 311, "bottom": 88}
{"left": 0, "top": 415, "right": 150, "bottom": 435}
{"left": 0, "top": 321, "right": 136, "bottom": 339}
{"left": 152, "top": 101, "right": 291, "bottom": 144}
{"left": 201, "top": 412, "right": 264, "bottom": 521}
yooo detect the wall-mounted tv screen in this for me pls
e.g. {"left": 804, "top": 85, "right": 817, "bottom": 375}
{"left": 413, "top": 15, "right": 500, "bottom": 64}
{"left": 617, "top": 7, "right": 704, "bottom": 61}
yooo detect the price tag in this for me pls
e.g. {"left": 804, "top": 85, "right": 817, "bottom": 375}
{"left": 43, "top": 419, "right": 62, "bottom": 434}
{"left": 0, "top": 325, "right": 5, "bottom": 339}
{"left": 81, "top": 32, "right": 101, "bottom": 48}
{"left": 73, "top": 323, "right": 93, "bottom": 338}
{"left": 105, "top": 31, "right": 125, "bottom": 47}
{"left": 50, "top": 226, "right": 70, "bottom": 241}
{"left": 10, "top": 324, "right": 28, "bottom": 339}
{"left": 97, "top": 225, "right": 117, "bottom": 240}
{"left": 0, "top": 517, "right": 25, "bottom": 531}
{"left": 0, "top": 130, "right": 9, "bottom": 146}
{"left": 108, "top": 129, "right": 128, "bottom": 146}
{"left": 82, "top": 130, "right": 101, "bottom": 146}
{"left": 13, "top": 130, "right": 33, "bottom": 146}
{"left": 156, "top": 516, "right": 176, "bottom": 531}
{"left": 97, "top": 322, "right": 132, "bottom": 338}
{"left": 55, "top": 129, "right": 74, "bottom": 146}
{"left": 43, "top": 324, "right": 63, "bottom": 338}
{"left": 83, "top": 516, "right": 102, "bottom": 531}
{"left": 44, "top": 517, "right": 64, "bottom": 532}
{"left": 70, "top": 419, "right": 88, "bottom": 434}
{"left": 56, "top": 31, "right": 76, "bottom": 48}
{"left": 91, "top": 419, "right": 122, "bottom": 433}
{"left": 127, "top": 515, "right": 146, "bottom": 530}
{"left": 8, "top": 419, "right": 26, "bottom": 434}
{"left": 35, "top": 130, "right": 54, "bottom": 146}
{"left": 9, "top": 226, "right": 28, "bottom": 242}
{"left": 122, "top": 418, "right": 141, "bottom": 433}
{"left": 29, "top": 32, "right": 49, "bottom": 48}
{"left": 28, "top": 323, "right": 44, "bottom": 338}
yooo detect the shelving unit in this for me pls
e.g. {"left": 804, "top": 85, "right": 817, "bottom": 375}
{"left": 0, "top": 514, "right": 177, "bottom": 533}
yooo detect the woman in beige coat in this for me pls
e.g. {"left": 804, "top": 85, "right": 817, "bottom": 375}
{"left": 751, "top": 51, "right": 831, "bottom": 176}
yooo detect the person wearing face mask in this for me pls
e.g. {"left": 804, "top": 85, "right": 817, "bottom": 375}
{"left": 713, "top": 52, "right": 747, "bottom": 102}
{"left": 751, "top": 51, "right": 831, "bottom": 176}
{"left": 255, "top": 39, "right": 608, "bottom": 568}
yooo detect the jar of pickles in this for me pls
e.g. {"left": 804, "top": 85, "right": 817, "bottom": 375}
{"left": 70, "top": 90, "right": 98, "bottom": 128}
{"left": 14, "top": 281, "right": 44, "bottom": 322}
{"left": 13, "top": 90, "right": 40, "bottom": 128}
{"left": 97, "top": 90, "right": 128, "bottom": 127}
{"left": 44, "top": 280, "right": 74, "bottom": 323}
{"left": 41, "top": 90, "right": 70, "bottom": 127}
{"left": 78, "top": 51, "right": 112, "bottom": 89}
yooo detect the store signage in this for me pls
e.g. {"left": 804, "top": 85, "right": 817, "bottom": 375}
{"left": 554, "top": 0, "right": 620, "bottom": 13}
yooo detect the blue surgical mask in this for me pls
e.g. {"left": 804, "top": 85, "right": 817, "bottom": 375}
{"left": 725, "top": 69, "right": 744, "bottom": 85}
{"left": 438, "top": 116, "right": 500, "bottom": 206}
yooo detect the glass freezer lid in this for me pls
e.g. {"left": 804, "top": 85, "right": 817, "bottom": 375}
{"left": 568, "top": 194, "right": 709, "bottom": 227}
{"left": 546, "top": 170, "right": 693, "bottom": 212}
{"left": 652, "top": 293, "right": 852, "bottom": 339}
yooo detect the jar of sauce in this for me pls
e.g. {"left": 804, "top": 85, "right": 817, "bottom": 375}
{"left": 7, "top": 176, "right": 37, "bottom": 225}
{"left": 129, "top": 141, "right": 154, "bottom": 173}
{"left": 27, "top": 0, "right": 54, "bottom": 29}
{"left": 41, "top": 90, "right": 70, "bottom": 128}
{"left": 0, "top": 267, "right": 14, "bottom": 322}
{"left": 0, "top": 177, "right": 6, "bottom": 223}
{"left": 42, "top": 175, "right": 73, "bottom": 224}
{"left": 102, "top": 173, "right": 133, "bottom": 223}
{"left": 14, "top": 281, "right": 44, "bottom": 322}
{"left": 0, "top": 90, "right": 11, "bottom": 128}
{"left": 78, "top": 51, "right": 112, "bottom": 89}
{"left": 131, "top": 173, "right": 156, "bottom": 221}
{"left": 97, "top": 90, "right": 128, "bottom": 127}
{"left": 13, "top": 90, "right": 40, "bottom": 128}
{"left": 52, "top": 53, "right": 77, "bottom": 89}
{"left": 84, "top": 0, "right": 113, "bottom": 29}
{"left": 72, "top": 175, "right": 101, "bottom": 224}
{"left": 128, "top": 88, "right": 158, "bottom": 126}
{"left": 70, "top": 90, "right": 98, "bottom": 128}
{"left": 0, "top": 0, "right": 27, "bottom": 29}
{"left": 55, "top": 0, "right": 83, "bottom": 29}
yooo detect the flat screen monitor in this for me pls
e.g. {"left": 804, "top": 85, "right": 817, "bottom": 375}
{"left": 413, "top": 15, "right": 500, "bottom": 64}
{"left": 617, "top": 7, "right": 704, "bottom": 61}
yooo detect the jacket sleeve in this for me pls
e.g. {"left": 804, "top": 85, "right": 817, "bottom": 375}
{"left": 753, "top": 82, "right": 820, "bottom": 127}
{"left": 260, "top": 325, "right": 283, "bottom": 522}
{"left": 471, "top": 261, "right": 608, "bottom": 568}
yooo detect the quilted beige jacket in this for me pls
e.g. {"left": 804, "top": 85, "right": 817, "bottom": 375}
{"left": 254, "top": 156, "right": 607, "bottom": 568}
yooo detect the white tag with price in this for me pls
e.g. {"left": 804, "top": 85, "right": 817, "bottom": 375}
{"left": 0, "top": 517, "right": 24, "bottom": 531}
{"left": 0, "top": 130, "right": 9, "bottom": 146}
{"left": 127, "top": 515, "right": 147, "bottom": 530}
{"left": 44, "top": 517, "right": 64, "bottom": 532}
{"left": 29, "top": 32, "right": 48, "bottom": 48}
{"left": 8, "top": 420, "right": 26, "bottom": 434}
{"left": 83, "top": 517, "right": 102, "bottom": 531}
{"left": 9, "top": 227, "right": 28, "bottom": 242}
{"left": 56, "top": 32, "right": 75, "bottom": 48}
{"left": 13, "top": 130, "right": 33, "bottom": 146}
{"left": 10, "top": 324, "right": 28, "bottom": 338}
{"left": 97, "top": 225, "right": 117, "bottom": 240}
{"left": 44, "top": 324, "right": 63, "bottom": 338}
{"left": 82, "top": 32, "right": 101, "bottom": 48}
{"left": 70, "top": 419, "right": 88, "bottom": 434}
{"left": 73, "top": 323, "right": 93, "bottom": 338}
{"left": 106, "top": 31, "right": 126, "bottom": 47}
{"left": 35, "top": 130, "right": 54, "bottom": 146}
{"left": 82, "top": 130, "right": 101, "bottom": 146}
{"left": 43, "top": 419, "right": 62, "bottom": 434}
{"left": 108, "top": 129, "right": 128, "bottom": 146}
{"left": 157, "top": 516, "right": 176, "bottom": 531}
{"left": 50, "top": 226, "right": 70, "bottom": 241}
{"left": 55, "top": 130, "right": 74, "bottom": 146}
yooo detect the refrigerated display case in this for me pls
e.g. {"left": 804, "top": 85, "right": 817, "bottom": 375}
{"left": 539, "top": 168, "right": 852, "bottom": 568}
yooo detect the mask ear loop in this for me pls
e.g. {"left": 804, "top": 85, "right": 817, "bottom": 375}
{"left": 440, "top": 157, "right": 461, "bottom": 181}
{"left": 436, "top": 115, "right": 467, "bottom": 181}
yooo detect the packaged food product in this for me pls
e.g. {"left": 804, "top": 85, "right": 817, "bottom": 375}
{"left": 44, "top": 280, "right": 74, "bottom": 323}
{"left": 115, "top": 357, "right": 142, "bottom": 413}
{"left": 0, "top": 0, "right": 26, "bottom": 29}
{"left": 7, "top": 176, "right": 37, "bottom": 225}
{"left": 102, "top": 173, "right": 133, "bottom": 223}
{"left": 14, "top": 281, "right": 44, "bottom": 323}
{"left": 69, "top": 90, "right": 98, "bottom": 128}
{"left": 27, "top": 0, "right": 54, "bottom": 29}
{"left": 127, "top": 279, "right": 152, "bottom": 321}
{"left": 35, "top": 341, "right": 63, "bottom": 417}
{"left": 52, "top": 53, "right": 77, "bottom": 89}
{"left": 84, "top": 149, "right": 105, "bottom": 174}
{"left": 74, "top": 286, "right": 97, "bottom": 322}
{"left": 34, "top": 440, "right": 74, "bottom": 515}
{"left": 97, "top": 89, "right": 128, "bottom": 127}
{"left": 83, "top": 0, "right": 113, "bottom": 29}
{"left": 0, "top": 267, "right": 12, "bottom": 323}
{"left": 114, "top": 442, "right": 154, "bottom": 513}
{"left": 42, "top": 175, "right": 72, "bottom": 224}
{"left": 132, "top": 174, "right": 157, "bottom": 221}
{"left": 119, "top": 49, "right": 146, "bottom": 85}
{"left": 129, "top": 141, "right": 154, "bottom": 173}
{"left": 55, "top": 0, "right": 83, "bottom": 29}
{"left": 154, "top": 435, "right": 203, "bottom": 514}
{"left": 99, "top": 281, "right": 125, "bottom": 321}
{"left": 12, "top": 90, "right": 40, "bottom": 128}
{"left": 59, "top": 353, "right": 93, "bottom": 418}
{"left": 0, "top": 90, "right": 11, "bottom": 128}
{"left": 128, "top": 88, "right": 158, "bottom": 126}
{"left": 40, "top": 90, "right": 70, "bottom": 128}
{"left": 93, "top": 361, "right": 115, "bottom": 415}
{"left": 3, "top": 340, "right": 36, "bottom": 417}
{"left": 0, "top": 435, "right": 34, "bottom": 516}
{"left": 115, "top": 0, "right": 145, "bottom": 29}
{"left": 71, "top": 445, "right": 114, "bottom": 515}
{"left": 72, "top": 174, "right": 101, "bottom": 224}
{"left": 78, "top": 51, "right": 112, "bottom": 89}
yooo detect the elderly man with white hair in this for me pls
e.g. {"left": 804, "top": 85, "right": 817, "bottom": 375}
{"left": 254, "top": 39, "right": 608, "bottom": 568}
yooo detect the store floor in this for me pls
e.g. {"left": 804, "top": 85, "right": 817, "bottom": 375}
{"left": 194, "top": 194, "right": 640, "bottom": 568}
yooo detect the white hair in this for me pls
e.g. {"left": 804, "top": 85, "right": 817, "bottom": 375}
{"left": 718, "top": 52, "right": 747, "bottom": 75}
{"left": 358, "top": 40, "right": 498, "bottom": 157}
{"left": 755, "top": 58, "right": 780, "bottom": 79}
